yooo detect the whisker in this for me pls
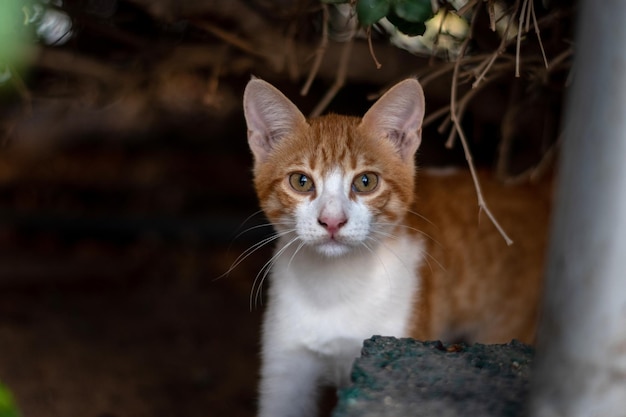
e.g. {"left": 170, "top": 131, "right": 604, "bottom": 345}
{"left": 370, "top": 229, "right": 446, "bottom": 274}
{"left": 250, "top": 235, "right": 300, "bottom": 311}
{"left": 361, "top": 239, "right": 392, "bottom": 288}
{"left": 287, "top": 240, "right": 307, "bottom": 270}
{"left": 222, "top": 211, "right": 294, "bottom": 272}
{"left": 231, "top": 209, "right": 295, "bottom": 241}
{"left": 232, "top": 222, "right": 275, "bottom": 241}
{"left": 366, "top": 235, "right": 410, "bottom": 278}
{"left": 406, "top": 209, "right": 439, "bottom": 229}
{"left": 216, "top": 229, "right": 296, "bottom": 281}
{"left": 231, "top": 221, "right": 297, "bottom": 241}
{"left": 251, "top": 235, "right": 300, "bottom": 310}
{"left": 233, "top": 209, "right": 265, "bottom": 233}
{"left": 374, "top": 222, "right": 442, "bottom": 248}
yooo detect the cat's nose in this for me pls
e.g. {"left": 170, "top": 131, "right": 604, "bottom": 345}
{"left": 318, "top": 215, "right": 347, "bottom": 235}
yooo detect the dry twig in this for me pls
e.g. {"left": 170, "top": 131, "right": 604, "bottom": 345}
{"left": 450, "top": 2, "right": 514, "bottom": 245}
{"left": 487, "top": 0, "right": 496, "bottom": 31}
{"left": 301, "top": 4, "right": 329, "bottom": 96}
{"left": 457, "top": 0, "right": 479, "bottom": 16}
{"left": 194, "top": 21, "right": 283, "bottom": 71}
{"left": 285, "top": 21, "right": 301, "bottom": 81}
{"left": 309, "top": 32, "right": 354, "bottom": 117}
{"left": 530, "top": 0, "right": 549, "bottom": 69}
{"left": 474, "top": 0, "right": 520, "bottom": 88}
{"left": 366, "top": 26, "right": 383, "bottom": 69}
{"left": 515, "top": 0, "right": 529, "bottom": 77}
{"left": 515, "top": 0, "right": 548, "bottom": 76}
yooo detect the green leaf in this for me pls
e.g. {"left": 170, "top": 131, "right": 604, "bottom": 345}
{"left": 356, "top": 0, "right": 391, "bottom": 26}
{"left": 0, "top": 0, "right": 34, "bottom": 70}
{"left": 386, "top": 10, "right": 427, "bottom": 36}
{"left": 392, "top": 0, "right": 433, "bottom": 23}
{"left": 0, "top": 382, "right": 20, "bottom": 417}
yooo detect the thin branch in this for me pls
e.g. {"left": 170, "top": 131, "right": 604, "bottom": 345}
{"left": 450, "top": 1, "right": 514, "bottom": 246}
{"left": 423, "top": 105, "right": 451, "bottom": 128}
{"left": 474, "top": 0, "right": 520, "bottom": 88}
{"left": 442, "top": 62, "right": 516, "bottom": 146}
{"left": 366, "top": 26, "right": 382, "bottom": 69}
{"left": 309, "top": 33, "right": 354, "bottom": 118}
{"left": 487, "top": 0, "right": 496, "bottom": 31}
{"left": 195, "top": 21, "right": 264, "bottom": 58}
{"left": 203, "top": 45, "right": 228, "bottom": 108}
{"left": 301, "top": 4, "right": 329, "bottom": 96}
{"left": 457, "top": 0, "right": 479, "bottom": 16}
{"left": 516, "top": 0, "right": 529, "bottom": 77}
{"left": 285, "top": 21, "right": 300, "bottom": 81}
{"left": 445, "top": 81, "right": 489, "bottom": 148}
{"left": 472, "top": 52, "right": 500, "bottom": 88}
{"left": 525, "top": 0, "right": 532, "bottom": 33}
{"left": 547, "top": 47, "right": 573, "bottom": 73}
{"left": 530, "top": 0, "right": 549, "bottom": 69}
{"left": 418, "top": 61, "right": 455, "bottom": 87}
{"left": 418, "top": 54, "right": 489, "bottom": 87}
{"left": 529, "top": 133, "right": 561, "bottom": 182}
{"left": 194, "top": 21, "right": 282, "bottom": 70}
{"left": 498, "top": 133, "right": 561, "bottom": 185}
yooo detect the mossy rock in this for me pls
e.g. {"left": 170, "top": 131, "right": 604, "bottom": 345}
{"left": 333, "top": 336, "right": 533, "bottom": 417}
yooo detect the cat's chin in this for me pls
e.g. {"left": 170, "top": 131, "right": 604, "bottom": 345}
{"left": 314, "top": 241, "right": 354, "bottom": 257}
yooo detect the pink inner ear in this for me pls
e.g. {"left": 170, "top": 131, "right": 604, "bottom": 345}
{"left": 360, "top": 79, "right": 425, "bottom": 161}
{"left": 243, "top": 79, "right": 307, "bottom": 164}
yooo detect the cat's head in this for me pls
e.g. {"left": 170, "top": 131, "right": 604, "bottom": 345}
{"left": 243, "top": 78, "right": 425, "bottom": 257}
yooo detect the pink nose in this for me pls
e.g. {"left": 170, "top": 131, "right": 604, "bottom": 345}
{"left": 318, "top": 216, "right": 347, "bottom": 235}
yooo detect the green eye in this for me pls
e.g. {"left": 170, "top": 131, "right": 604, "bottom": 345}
{"left": 289, "top": 173, "right": 315, "bottom": 192}
{"left": 353, "top": 172, "right": 379, "bottom": 193}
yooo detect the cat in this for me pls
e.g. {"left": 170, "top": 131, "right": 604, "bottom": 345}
{"left": 242, "top": 77, "right": 551, "bottom": 417}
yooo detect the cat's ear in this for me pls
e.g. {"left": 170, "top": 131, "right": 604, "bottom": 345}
{"left": 243, "top": 78, "right": 307, "bottom": 164}
{"left": 359, "top": 79, "right": 425, "bottom": 161}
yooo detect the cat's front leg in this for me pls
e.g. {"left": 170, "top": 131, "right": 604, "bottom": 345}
{"left": 258, "top": 347, "right": 323, "bottom": 417}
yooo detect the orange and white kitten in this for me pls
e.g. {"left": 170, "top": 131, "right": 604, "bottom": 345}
{"left": 243, "top": 78, "right": 550, "bottom": 417}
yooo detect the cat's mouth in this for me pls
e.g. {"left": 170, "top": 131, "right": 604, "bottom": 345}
{"left": 312, "top": 236, "right": 356, "bottom": 257}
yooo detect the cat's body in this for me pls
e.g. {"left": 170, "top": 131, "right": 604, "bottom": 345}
{"left": 243, "top": 78, "right": 550, "bottom": 417}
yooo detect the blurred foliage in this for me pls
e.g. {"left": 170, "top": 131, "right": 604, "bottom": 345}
{"left": 0, "top": 0, "right": 32, "bottom": 70}
{"left": 324, "top": 0, "right": 434, "bottom": 36}
{"left": 0, "top": 382, "right": 20, "bottom": 417}
{"left": 0, "top": 0, "right": 72, "bottom": 85}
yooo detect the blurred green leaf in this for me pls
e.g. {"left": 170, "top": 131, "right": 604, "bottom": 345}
{"left": 356, "top": 0, "right": 391, "bottom": 26}
{"left": 0, "top": 0, "right": 32, "bottom": 68}
{"left": 386, "top": 10, "right": 427, "bottom": 36}
{"left": 0, "top": 382, "right": 20, "bottom": 417}
{"left": 392, "top": 0, "right": 433, "bottom": 23}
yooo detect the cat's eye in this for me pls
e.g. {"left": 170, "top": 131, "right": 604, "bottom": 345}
{"left": 352, "top": 172, "right": 379, "bottom": 193}
{"left": 289, "top": 173, "right": 315, "bottom": 193}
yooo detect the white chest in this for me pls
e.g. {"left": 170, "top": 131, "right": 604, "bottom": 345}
{"left": 263, "top": 234, "right": 424, "bottom": 360}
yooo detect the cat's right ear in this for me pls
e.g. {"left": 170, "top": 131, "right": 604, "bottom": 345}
{"left": 243, "top": 79, "right": 307, "bottom": 164}
{"left": 359, "top": 78, "right": 425, "bottom": 162}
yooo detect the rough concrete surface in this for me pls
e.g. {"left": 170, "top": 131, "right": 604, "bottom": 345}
{"left": 333, "top": 336, "right": 533, "bottom": 417}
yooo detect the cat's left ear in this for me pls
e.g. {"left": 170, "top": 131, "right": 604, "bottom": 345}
{"left": 359, "top": 79, "right": 425, "bottom": 161}
{"left": 243, "top": 78, "right": 308, "bottom": 164}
